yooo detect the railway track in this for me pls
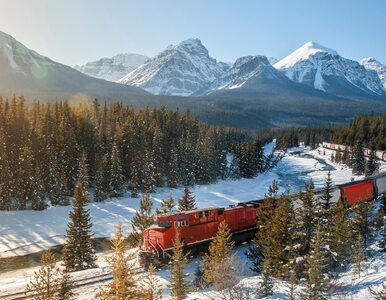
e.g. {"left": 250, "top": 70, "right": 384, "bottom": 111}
{"left": 0, "top": 267, "right": 142, "bottom": 300}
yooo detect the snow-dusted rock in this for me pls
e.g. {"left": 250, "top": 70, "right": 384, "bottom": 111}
{"left": 361, "top": 57, "right": 386, "bottom": 90}
{"left": 203, "top": 55, "right": 283, "bottom": 92}
{"left": 274, "top": 41, "right": 385, "bottom": 97}
{"left": 74, "top": 53, "right": 148, "bottom": 82}
{"left": 119, "top": 38, "right": 230, "bottom": 96}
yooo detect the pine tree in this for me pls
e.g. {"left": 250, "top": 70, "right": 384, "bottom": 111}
{"left": 141, "top": 263, "right": 162, "bottom": 300}
{"left": 129, "top": 193, "right": 154, "bottom": 245}
{"left": 15, "top": 145, "right": 36, "bottom": 210}
{"left": 351, "top": 200, "right": 373, "bottom": 247}
{"left": 366, "top": 146, "right": 378, "bottom": 176}
{"left": 169, "top": 231, "right": 189, "bottom": 300}
{"left": 319, "top": 172, "right": 334, "bottom": 220}
{"left": 257, "top": 257, "right": 274, "bottom": 298}
{"left": 297, "top": 181, "right": 317, "bottom": 255}
{"left": 203, "top": 221, "right": 235, "bottom": 289}
{"left": 63, "top": 181, "right": 96, "bottom": 272}
{"left": 352, "top": 139, "right": 366, "bottom": 175}
{"left": 94, "top": 154, "right": 109, "bottom": 202}
{"left": 287, "top": 270, "right": 297, "bottom": 300}
{"left": 109, "top": 142, "right": 125, "bottom": 197}
{"left": 330, "top": 199, "right": 352, "bottom": 271}
{"left": 78, "top": 152, "right": 89, "bottom": 190}
{"left": 160, "top": 192, "right": 175, "bottom": 213}
{"left": 31, "top": 166, "right": 46, "bottom": 211}
{"left": 25, "top": 251, "right": 74, "bottom": 300}
{"left": 97, "top": 224, "right": 141, "bottom": 300}
{"left": 302, "top": 224, "right": 329, "bottom": 300}
{"left": 178, "top": 188, "right": 197, "bottom": 211}
{"left": 353, "top": 233, "right": 366, "bottom": 278}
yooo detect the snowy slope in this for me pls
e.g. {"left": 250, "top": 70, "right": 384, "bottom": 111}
{"left": 74, "top": 53, "right": 148, "bottom": 82}
{"left": 118, "top": 38, "right": 230, "bottom": 96}
{"left": 361, "top": 57, "right": 386, "bottom": 90}
{"left": 274, "top": 41, "right": 385, "bottom": 97}
{"left": 0, "top": 30, "right": 148, "bottom": 97}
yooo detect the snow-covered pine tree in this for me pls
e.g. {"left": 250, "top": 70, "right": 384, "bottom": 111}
{"left": 97, "top": 224, "right": 141, "bottom": 300}
{"left": 169, "top": 231, "right": 189, "bottom": 300}
{"left": 109, "top": 142, "right": 125, "bottom": 197}
{"left": 78, "top": 152, "right": 89, "bottom": 190}
{"left": 352, "top": 139, "right": 366, "bottom": 175}
{"left": 31, "top": 166, "right": 46, "bottom": 211}
{"left": 15, "top": 145, "right": 35, "bottom": 210}
{"left": 63, "top": 181, "right": 96, "bottom": 272}
{"left": 302, "top": 223, "right": 329, "bottom": 300}
{"left": 178, "top": 188, "right": 197, "bottom": 211}
{"left": 160, "top": 192, "right": 175, "bottom": 213}
{"left": 203, "top": 221, "right": 235, "bottom": 290}
{"left": 26, "top": 251, "right": 74, "bottom": 300}
{"left": 94, "top": 153, "right": 109, "bottom": 202}
{"left": 366, "top": 146, "right": 378, "bottom": 176}
{"left": 140, "top": 263, "right": 162, "bottom": 300}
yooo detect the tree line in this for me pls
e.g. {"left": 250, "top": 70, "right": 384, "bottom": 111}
{"left": 268, "top": 114, "right": 386, "bottom": 151}
{"left": 0, "top": 96, "right": 281, "bottom": 211}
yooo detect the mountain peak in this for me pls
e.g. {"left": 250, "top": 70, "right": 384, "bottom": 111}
{"left": 303, "top": 41, "right": 337, "bottom": 55}
{"left": 275, "top": 41, "right": 337, "bottom": 69}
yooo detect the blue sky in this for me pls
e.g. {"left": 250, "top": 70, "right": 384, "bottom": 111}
{"left": 0, "top": 0, "right": 385, "bottom": 66}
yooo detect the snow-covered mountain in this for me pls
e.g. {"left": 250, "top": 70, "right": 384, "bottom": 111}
{"left": 361, "top": 57, "right": 386, "bottom": 90}
{"left": 0, "top": 30, "right": 147, "bottom": 98}
{"left": 274, "top": 41, "right": 385, "bottom": 97}
{"left": 74, "top": 53, "right": 148, "bottom": 82}
{"left": 203, "top": 55, "right": 284, "bottom": 92}
{"left": 119, "top": 38, "right": 230, "bottom": 96}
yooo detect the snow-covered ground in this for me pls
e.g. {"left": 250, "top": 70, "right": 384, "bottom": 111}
{"left": 0, "top": 144, "right": 365, "bottom": 259}
{"left": 0, "top": 144, "right": 385, "bottom": 299}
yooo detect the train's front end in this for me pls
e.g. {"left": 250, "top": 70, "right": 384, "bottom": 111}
{"left": 139, "top": 214, "right": 173, "bottom": 267}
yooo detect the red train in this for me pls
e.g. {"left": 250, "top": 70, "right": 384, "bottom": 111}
{"left": 322, "top": 142, "right": 386, "bottom": 162}
{"left": 139, "top": 172, "right": 386, "bottom": 266}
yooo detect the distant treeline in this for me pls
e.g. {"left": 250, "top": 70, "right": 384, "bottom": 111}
{"left": 0, "top": 97, "right": 275, "bottom": 211}
{"left": 267, "top": 114, "right": 386, "bottom": 150}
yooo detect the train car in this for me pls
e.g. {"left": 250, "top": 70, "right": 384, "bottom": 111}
{"left": 140, "top": 204, "right": 259, "bottom": 265}
{"left": 339, "top": 179, "right": 375, "bottom": 206}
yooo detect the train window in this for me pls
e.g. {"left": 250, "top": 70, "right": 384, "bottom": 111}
{"left": 159, "top": 221, "right": 171, "bottom": 228}
{"left": 205, "top": 210, "right": 211, "bottom": 217}
{"left": 198, "top": 212, "right": 203, "bottom": 218}
{"left": 217, "top": 210, "right": 224, "bottom": 215}
{"left": 175, "top": 220, "right": 188, "bottom": 227}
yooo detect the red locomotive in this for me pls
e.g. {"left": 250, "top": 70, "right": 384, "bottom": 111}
{"left": 140, "top": 202, "right": 261, "bottom": 265}
{"left": 139, "top": 172, "right": 386, "bottom": 266}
